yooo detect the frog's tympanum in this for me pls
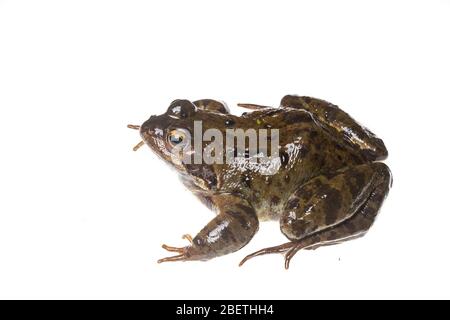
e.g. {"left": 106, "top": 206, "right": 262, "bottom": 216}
{"left": 129, "top": 95, "right": 392, "bottom": 269}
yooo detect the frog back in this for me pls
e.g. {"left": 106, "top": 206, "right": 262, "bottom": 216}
{"left": 215, "top": 108, "right": 367, "bottom": 219}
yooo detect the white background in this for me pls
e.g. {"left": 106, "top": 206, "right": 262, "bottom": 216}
{"left": 0, "top": 0, "right": 449, "bottom": 299}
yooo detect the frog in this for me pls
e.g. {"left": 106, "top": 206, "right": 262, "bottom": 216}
{"left": 128, "top": 95, "right": 392, "bottom": 269}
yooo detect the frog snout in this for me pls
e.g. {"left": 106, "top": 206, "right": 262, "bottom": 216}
{"left": 140, "top": 115, "right": 162, "bottom": 140}
{"left": 140, "top": 115, "right": 154, "bottom": 131}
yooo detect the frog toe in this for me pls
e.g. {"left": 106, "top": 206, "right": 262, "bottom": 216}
{"left": 161, "top": 244, "right": 185, "bottom": 253}
{"left": 158, "top": 243, "right": 190, "bottom": 263}
{"left": 239, "top": 242, "right": 295, "bottom": 267}
{"left": 158, "top": 234, "right": 197, "bottom": 263}
{"left": 182, "top": 234, "right": 193, "bottom": 244}
{"left": 157, "top": 252, "right": 190, "bottom": 264}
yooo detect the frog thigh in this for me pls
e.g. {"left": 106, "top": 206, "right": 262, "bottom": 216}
{"left": 280, "top": 162, "right": 392, "bottom": 241}
{"left": 280, "top": 95, "right": 388, "bottom": 161}
{"left": 240, "top": 163, "right": 391, "bottom": 268}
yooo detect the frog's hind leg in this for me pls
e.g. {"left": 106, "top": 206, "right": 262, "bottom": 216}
{"left": 240, "top": 162, "right": 392, "bottom": 269}
{"left": 282, "top": 207, "right": 378, "bottom": 269}
{"left": 238, "top": 227, "right": 367, "bottom": 268}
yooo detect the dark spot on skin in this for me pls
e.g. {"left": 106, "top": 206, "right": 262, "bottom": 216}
{"left": 241, "top": 174, "right": 252, "bottom": 188}
{"left": 291, "top": 220, "right": 315, "bottom": 238}
{"left": 337, "top": 155, "right": 343, "bottom": 161}
{"left": 287, "top": 225, "right": 300, "bottom": 239}
{"left": 208, "top": 175, "right": 218, "bottom": 189}
{"left": 323, "top": 187, "right": 343, "bottom": 225}
{"left": 351, "top": 154, "right": 364, "bottom": 164}
{"left": 271, "top": 196, "right": 281, "bottom": 205}
{"left": 329, "top": 230, "right": 338, "bottom": 239}
{"left": 221, "top": 227, "right": 236, "bottom": 243}
{"left": 310, "top": 131, "right": 318, "bottom": 139}
{"left": 320, "top": 170, "right": 337, "bottom": 180}
{"left": 325, "top": 108, "right": 339, "bottom": 121}
{"left": 284, "top": 111, "right": 313, "bottom": 124}
{"left": 297, "top": 186, "right": 313, "bottom": 201}
{"left": 225, "top": 119, "right": 235, "bottom": 127}
{"left": 313, "top": 179, "right": 323, "bottom": 188}
{"left": 280, "top": 151, "right": 289, "bottom": 166}
{"left": 298, "top": 146, "right": 309, "bottom": 158}
{"left": 291, "top": 128, "right": 307, "bottom": 136}
{"left": 346, "top": 221, "right": 355, "bottom": 233}
{"left": 312, "top": 153, "right": 321, "bottom": 163}
{"left": 315, "top": 150, "right": 329, "bottom": 167}
{"left": 235, "top": 204, "right": 255, "bottom": 217}
{"left": 349, "top": 171, "right": 367, "bottom": 197}
{"left": 226, "top": 210, "right": 251, "bottom": 231}
{"left": 286, "top": 198, "right": 299, "bottom": 210}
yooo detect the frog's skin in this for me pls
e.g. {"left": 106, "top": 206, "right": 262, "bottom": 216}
{"left": 131, "top": 95, "right": 392, "bottom": 269}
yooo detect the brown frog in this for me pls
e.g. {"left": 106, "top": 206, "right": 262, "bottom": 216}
{"left": 128, "top": 95, "right": 392, "bottom": 269}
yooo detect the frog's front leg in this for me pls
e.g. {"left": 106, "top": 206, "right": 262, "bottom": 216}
{"left": 280, "top": 95, "right": 388, "bottom": 161}
{"left": 158, "top": 194, "right": 259, "bottom": 263}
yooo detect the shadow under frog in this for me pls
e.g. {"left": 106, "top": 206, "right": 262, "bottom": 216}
{"left": 128, "top": 95, "right": 392, "bottom": 269}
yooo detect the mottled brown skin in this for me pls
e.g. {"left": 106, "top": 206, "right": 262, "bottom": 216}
{"left": 133, "top": 95, "right": 392, "bottom": 268}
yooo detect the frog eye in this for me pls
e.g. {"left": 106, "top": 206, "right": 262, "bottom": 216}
{"left": 167, "top": 100, "right": 197, "bottom": 119}
{"left": 167, "top": 129, "right": 189, "bottom": 147}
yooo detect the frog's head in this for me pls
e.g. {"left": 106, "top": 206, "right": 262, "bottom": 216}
{"left": 139, "top": 99, "right": 230, "bottom": 173}
{"left": 139, "top": 100, "right": 196, "bottom": 172}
